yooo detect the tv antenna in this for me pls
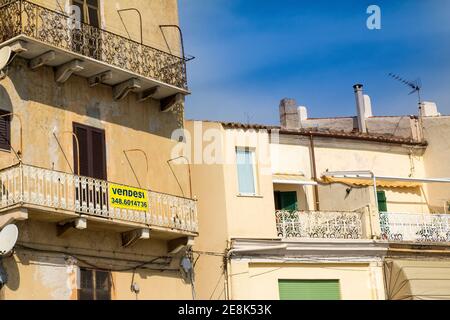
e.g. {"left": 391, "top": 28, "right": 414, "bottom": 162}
{"left": 388, "top": 73, "right": 422, "bottom": 104}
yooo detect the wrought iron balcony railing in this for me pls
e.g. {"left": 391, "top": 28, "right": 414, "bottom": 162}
{"left": 0, "top": 0, "right": 187, "bottom": 90}
{"left": 0, "top": 164, "right": 198, "bottom": 234}
{"left": 275, "top": 210, "right": 364, "bottom": 240}
{"left": 380, "top": 212, "right": 450, "bottom": 243}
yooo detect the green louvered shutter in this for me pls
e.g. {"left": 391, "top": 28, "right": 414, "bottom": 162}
{"left": 278, "top": 280, "right": 341, "bottom": 300}
{"left": 377, "top": 191, "right": 387, "bottom": 212}
{"left": 280, "top": 192, "right": 298, "bottom": 212}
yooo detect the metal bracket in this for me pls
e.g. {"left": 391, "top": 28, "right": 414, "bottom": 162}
{"left": 88, "top": 70, "right": 113, "bottom": 87}
{"left": 113, "top": 78, "right": 141, "bottom": 100}
{"left": 121, "top": 228, "right": 150, "bottom": 248}
{"left": 55, "top": 59, "right": 84, "bottom": 83}
{"left": 29, "top": 51, "right": 56, "bottom": 70}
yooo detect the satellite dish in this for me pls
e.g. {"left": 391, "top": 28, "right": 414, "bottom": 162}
{"left": 0, "top": 224, "right": 18, "bottom": 256}
{"left": 0, "top": 46, "right": 12, "bottom": 71}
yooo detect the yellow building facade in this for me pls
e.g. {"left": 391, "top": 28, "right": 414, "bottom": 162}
{"left": 187, "top": 111, "right": 450, "bottom": 300}
{"left": 0, "top": 0, "right": 198, "bottom": 300}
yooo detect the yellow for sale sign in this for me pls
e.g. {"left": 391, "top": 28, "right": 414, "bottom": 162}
{"left": 109, "top": 184, "right": 149, "bottom": 211}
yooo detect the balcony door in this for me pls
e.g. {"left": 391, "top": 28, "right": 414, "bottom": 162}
{"left": 71, "top": 0, "right": 101, "bottom": 59}
{"left": 73, "top": 123, "right": 107, "bottom": 215}
{"left": 274, "top": 191, "right": 298, "bottom": 212}
{"left": 73, "top": 122, "right": 107, "bottom": 180}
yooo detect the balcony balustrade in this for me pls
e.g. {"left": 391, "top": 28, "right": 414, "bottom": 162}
{"left": 0, "top": 0, "right": 188, "bottom": 99}
{"left": 0, "top": 164, "right": 198, "bottom": 236}
{"left": 380, "top": 212, "right": 450, "bottom": 243}
{"left": 275, "top": 210, "right": 364, "bottom": 240}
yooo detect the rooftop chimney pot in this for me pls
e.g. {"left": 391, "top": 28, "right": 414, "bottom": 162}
{"left": 353, "top": 84, "right": 367, "bottom": 133}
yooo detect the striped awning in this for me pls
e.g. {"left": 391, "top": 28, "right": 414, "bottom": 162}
{"left": 321, "top": 176, "right": 421, "bottom": 188}
{"left": 273, "top": 173, "right": 317, "bottom": 186}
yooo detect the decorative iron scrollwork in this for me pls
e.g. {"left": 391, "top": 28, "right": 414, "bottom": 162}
{"left": 275, "top": 210, "right": 363, "bottom": 240}
{"left": 0, "top": 0, "right": 188, "bottom": 90}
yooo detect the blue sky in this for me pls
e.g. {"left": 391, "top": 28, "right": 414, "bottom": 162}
{"left": 178, "top": 0, "right": 450, "bottom": 125}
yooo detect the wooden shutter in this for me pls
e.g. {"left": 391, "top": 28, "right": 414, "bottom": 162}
{"left": 377, "top": 191, "right": 387, "bottom": 212}
{"left": 278, "top": 280, "right": 341, "bottom": 300}
{"left": 91, "top": 129, "right": 106, "bottom": 180}
{"left": 73, "top": 123, "right": 107, "bottom": 180}
{"left": 0, "top": 110, "right": 11, "bottom": 151}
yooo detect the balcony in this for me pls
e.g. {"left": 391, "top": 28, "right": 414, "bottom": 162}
{"left": 275, "top": 209, "right": 450, "bottom": 244}
{"left": 275, "top": 210, "right": 365, "bottom": 240}
{"left": 380, "top": 212, "right": 450, "bottom": 243}
{"left": 0, "top": 0, "right": 188, "bottom": 101}
{"left": 0, "top": 164, "right": 198, "bottom": 240}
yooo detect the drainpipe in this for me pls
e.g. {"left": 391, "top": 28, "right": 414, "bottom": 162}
{"left": 225, "top": 244, "right": 287, "bottom": 300}
{"left": 309, "top": 134, "right": 320, "bottom": 210}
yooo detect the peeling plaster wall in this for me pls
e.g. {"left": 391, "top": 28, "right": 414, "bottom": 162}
{"left": 0, "top": 58, "right": 189, "bottom": 196}
{"left": 2, "top": 220, "right": 192, "bottom": 300}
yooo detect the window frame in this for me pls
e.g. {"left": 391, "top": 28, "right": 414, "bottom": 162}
{"left": 72, "top": 0, "right": 101, "bottom": 27}
{"left": 78, "top": 267, "right": 112, "bottom": 300}
{"left": 73, "top": 122, "right": 107, "bottom": 180}
{"left": 235, "top": 147, "right": 259, "bottom": 196}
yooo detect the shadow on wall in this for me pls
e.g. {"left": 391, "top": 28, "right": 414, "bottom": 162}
{"left": 3, "top": 254, "right": 20, "bottom": 292}
{"left": 6, "top": 58, "right": 181, "bottom": 140}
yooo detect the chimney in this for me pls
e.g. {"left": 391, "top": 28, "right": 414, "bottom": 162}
{"left": 353, "top": 84, "right": 367, "bottom": 133}
{"left": 363, "top": 94, "right": 373, "bottom": 118}
{"left": 279, "top": 98, "right": 299, "bottom": 129}
{"left": 419, "top": 101, "right": 440, "bottom": 117}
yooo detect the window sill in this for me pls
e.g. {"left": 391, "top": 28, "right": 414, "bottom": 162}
{"left": 237, "top": 194, "right": 264, "bottom": 199}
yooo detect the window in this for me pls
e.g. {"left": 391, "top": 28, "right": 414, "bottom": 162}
{"left": 72, "top": 0, "right": 100, "bottom": 27}
{"left": 236, "top": 148, "right": 257, "bottom": 195}
{"left": 278, "top": 280, "right": 341, "bottom": 300}
{"left": 377, "top": 191, "right": 387, "bottom": 212}
{"left": 72, "top": 0, "right": 101, "bottom": 59}
{"left": 0, "top": 110, "right": 10, "bottom": 151}
{"left": 73, "top": 123, "right": 107, "bottom": 180}
{"left": 79, "top": 268, "right": 111, "bottom": 300}
{"left": 274, "top": 191, "right": 298, "bottom": 212}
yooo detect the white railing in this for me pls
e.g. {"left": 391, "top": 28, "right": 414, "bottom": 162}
{"left": 0, "top": 164, "right": 198, "bottom": 233}
{"left": 275, "top": 210, "right": 363, "bottom": 239}
{"left": 380, "top": 212, "right": 450, "bottom": 243}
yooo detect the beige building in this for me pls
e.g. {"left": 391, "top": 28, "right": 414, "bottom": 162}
{"left": 0, "top": 0, "right": 198, "bottom": 300}
{"left": 187, "top": 85, "right": 450, "bottom": 300}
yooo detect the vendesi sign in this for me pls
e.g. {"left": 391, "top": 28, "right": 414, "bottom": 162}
{"left": 109, "top": 184, "right": 149, "bottom": 211}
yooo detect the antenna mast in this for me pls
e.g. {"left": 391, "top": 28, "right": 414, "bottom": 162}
{"left": 388, "top": 73, "right": 423, "bottom": 105}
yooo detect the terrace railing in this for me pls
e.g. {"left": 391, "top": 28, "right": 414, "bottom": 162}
{"left": 380, "top": 212, "right": 450, "bottom": 243}
{"left": 275, "top": 210, "right": 364, "bottom": 240}
{"left": 0, "top": 164, "right": 198, "bottom": 234}
{"left": 0, "top": 0, "right": 187, "bottom": 90}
